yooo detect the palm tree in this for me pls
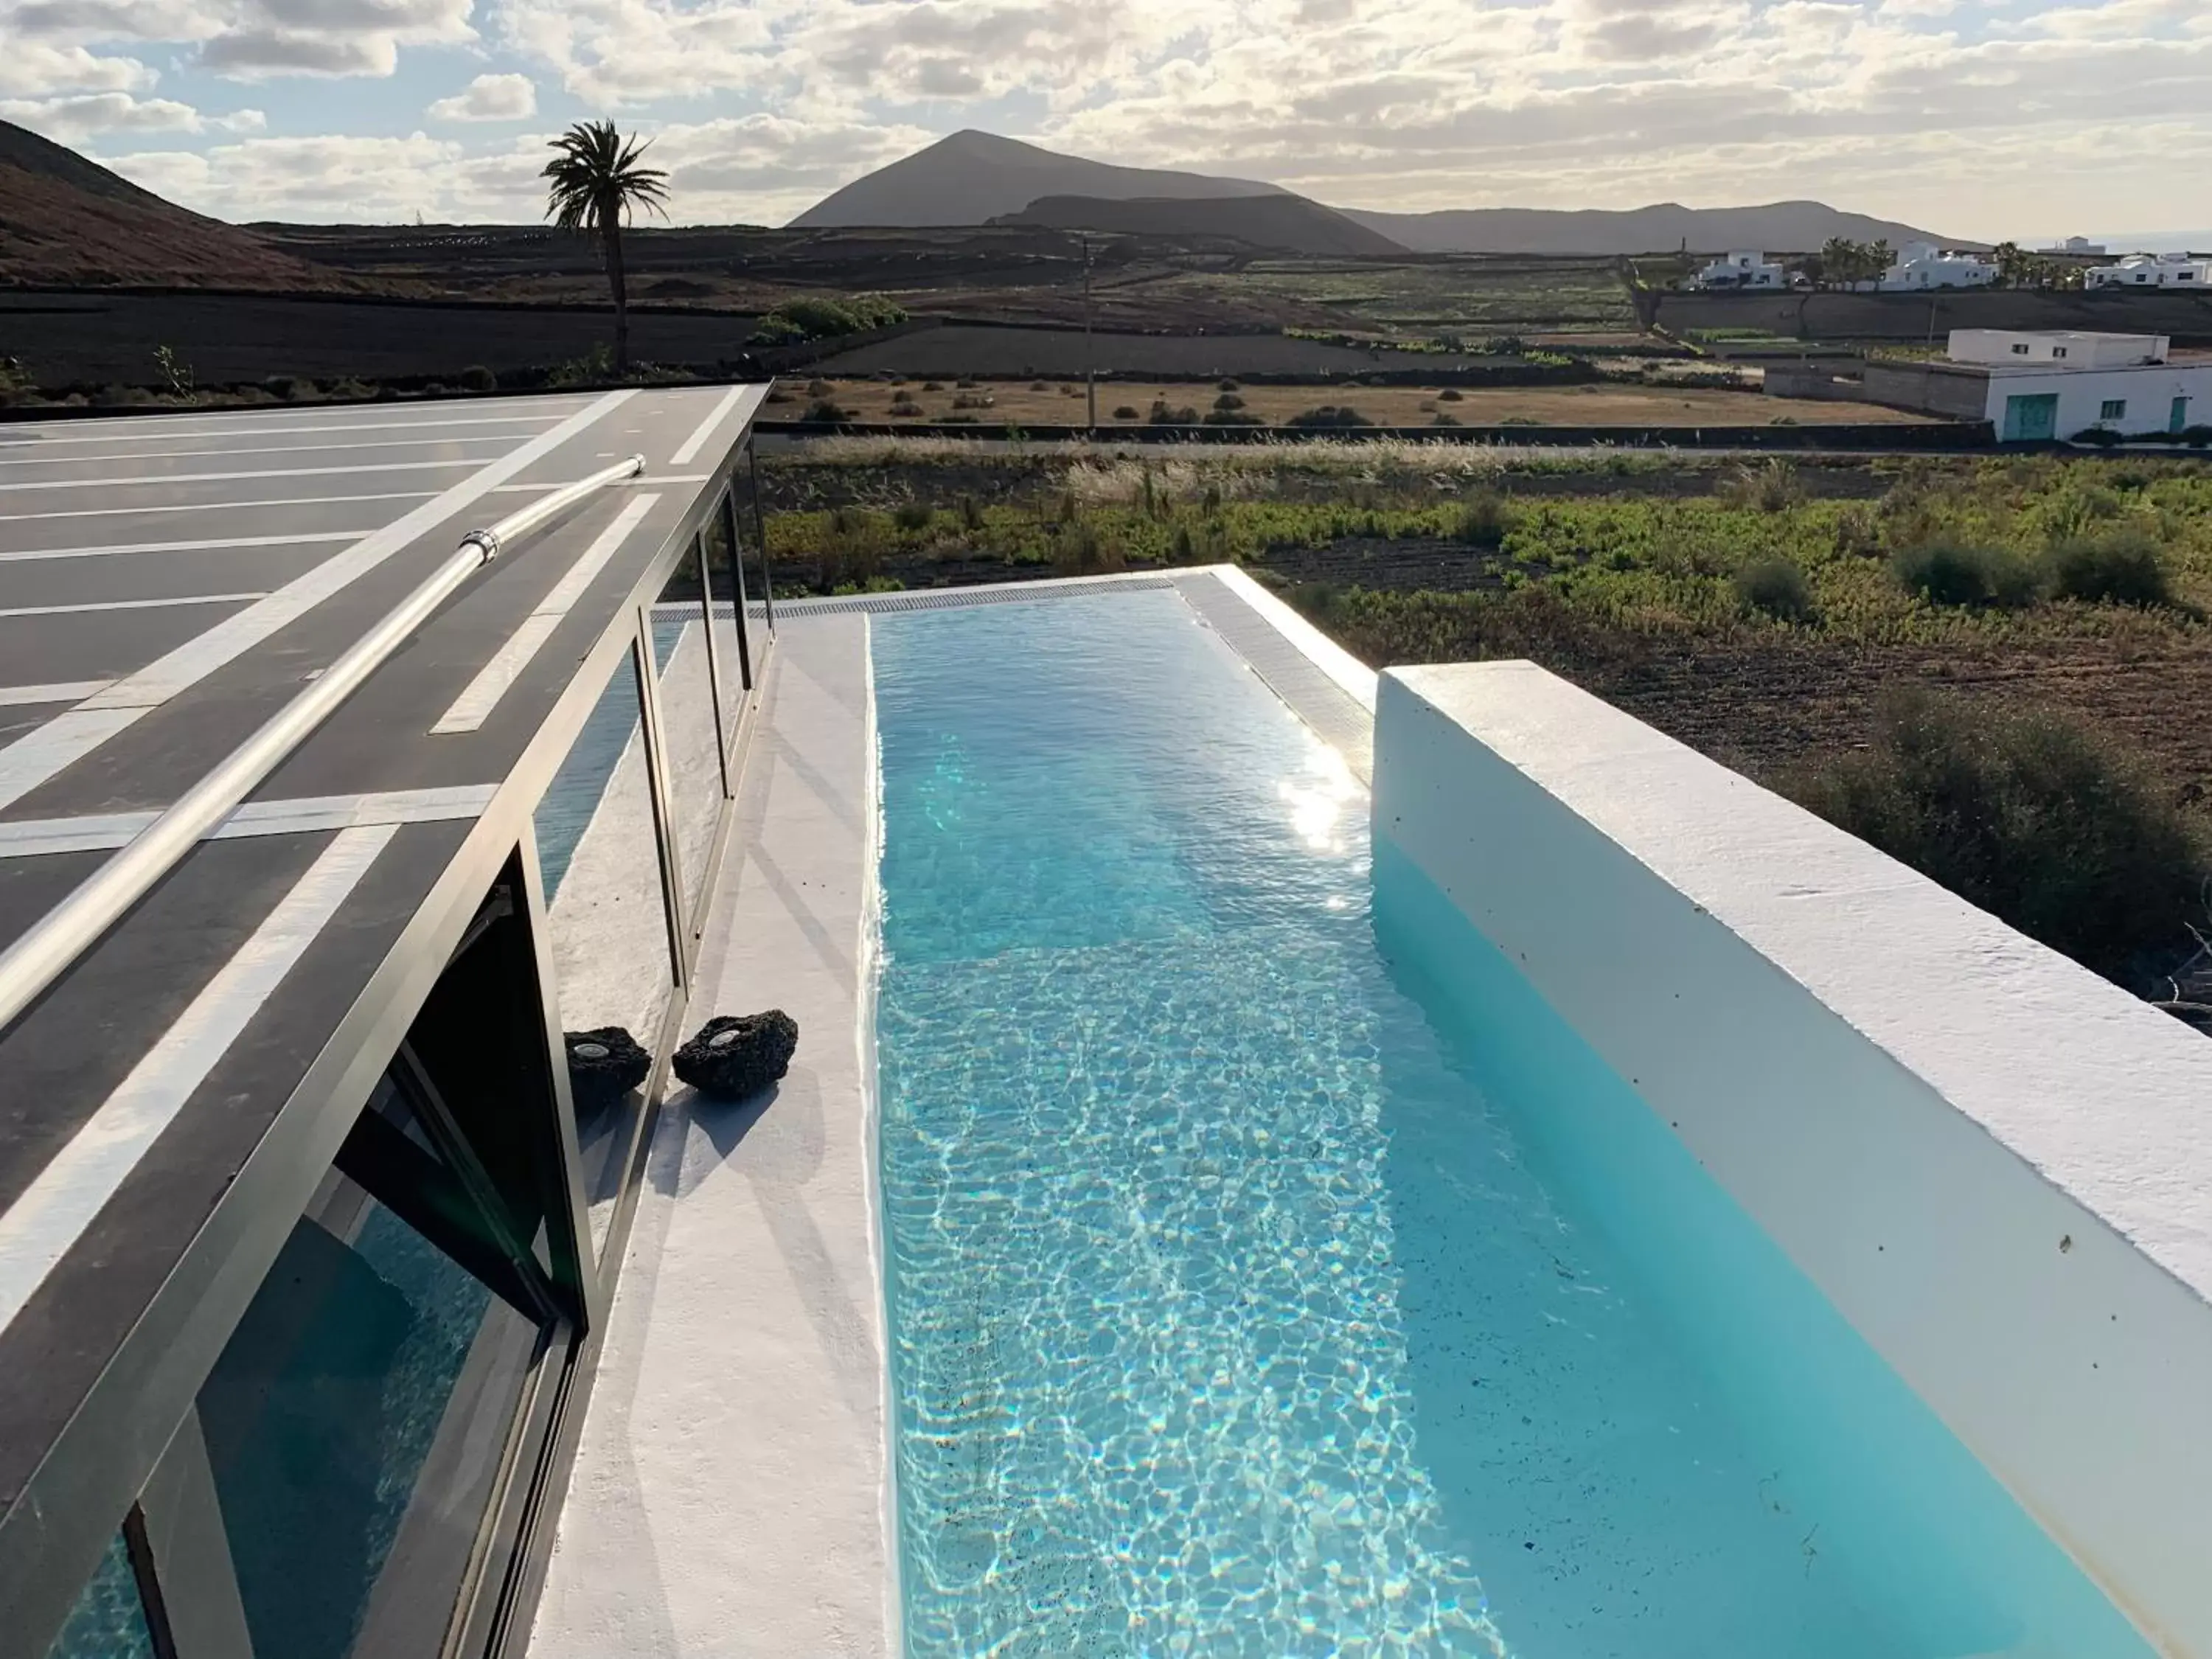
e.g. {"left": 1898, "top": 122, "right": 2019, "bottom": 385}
{"left": 1991, "top": 240, "right": 2026, "bottom": 288}
{"left": 543, "top": 120, "right": 670, "bottom": 376}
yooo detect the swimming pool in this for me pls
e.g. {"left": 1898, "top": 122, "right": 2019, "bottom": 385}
{"left": 869, "top": 588, "right": 2146, "bottom": 1657}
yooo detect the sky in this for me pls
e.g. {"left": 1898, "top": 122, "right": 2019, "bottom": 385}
{"left": 0, "top": 0, "right": 2206, "bottom": 241}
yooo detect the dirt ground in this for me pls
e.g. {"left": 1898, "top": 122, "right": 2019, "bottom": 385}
{"left": 1551, "top": 633, "right": 2212, "bottom": 813}
{"left": 799, "top": 377, "right": 1931, "bottom": 428}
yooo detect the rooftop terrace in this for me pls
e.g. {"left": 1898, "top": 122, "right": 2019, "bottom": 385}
{"left": 4, "top": 394, "right": 2211, "bottom": 1658}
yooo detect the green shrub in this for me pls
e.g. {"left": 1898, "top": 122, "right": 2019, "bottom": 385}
{"left": 1214, "top": 392, "right": 1246, "bottom": 411}
{"left": 1452, "top": 491, "right": 1514, "bottom": 549}
{"left": 957, "top": 494, "right": 985, "bottom": 532}
{"left": 749, "top": 293, "right": 907, "bottom": 346}
{"left": 893, "top": 501, "right": 932, "bottom": 533}
{"left": 1437, "top": 387, "right": 1464, "bottom": 402}
{"left": 1150, "top": 401, "right": 1200, "bottom": 425}
{"left": 1733, "top": 556, "right": 1818, "bottom": 623}
{"left": 2069, "top": 426, "right": 2125, "bottom": 448}
{"left": 2046, "top": 530, "right": 2172, "bottom": 607}
{"left": 1891, "top": 540, "right": 2041, "bottom": 609}
{"left": 1203, "top": 409, "right": 1263, "bottom": 427}
{"left": 1789, "top": 689, "right": 2208, "bottom": 979}
{"left": 1431, "top": 411, "right": 1462, "bottom": 426}
{"left": 888, "top": 394, "right": 922, "bottom": 416}
{"left": 1217, "top": 378, "right": 1240, "bottom": 392}
{"left": 1288, "top": 406, "right": 1374, "bottom": 429}
{"left": 799, "top": 397, "right": 852, "bottom": 424}
{"left": 458, "top": 364, "right": 497, "bottom": 392}
{"left": 1112, "top": 405, "right": 1141, "bottom": 420}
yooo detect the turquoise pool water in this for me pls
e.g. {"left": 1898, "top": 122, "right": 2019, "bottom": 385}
{"left": 869, "top": 590, "right": 2144, "bottom": 1658}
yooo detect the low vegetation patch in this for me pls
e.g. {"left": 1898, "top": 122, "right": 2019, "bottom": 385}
{"left": 1787, "top": 689, "right": 2207, "bottom": 981}
{"left": 1288, "top": 406, "right": 1375, "bottom": 429}
{"left": 1733, "top": 556, "right": 1818, "bottom": 624}
{"left": 2046, "top": 529, "right": 2172, "bottom": 608}
{"left": 749, "top": 293, "right": 908, "bottom": 347}
{"left": 1891, "top": 540, "right": 2042, "bottom": 610}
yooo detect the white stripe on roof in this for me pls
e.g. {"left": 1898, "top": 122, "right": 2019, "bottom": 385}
{"left": 0, "top": 491, "right": 440, "bottom": 525}
{"left": 0, "top": 823, "right": 397, "bottom": 1339}
{"left": 0, "top": 532, "right": 369, "bottom": 565}
{"left": 0, "top": 431, "right": 534, "bottom": 470}
{"left": 0, "top": 405, "right": 589, "bottom": 448}
{"left": 0, "top": 783, "right": 497, "bottom": 859}
{"left": 0, "top": 457, "right": 492, "bottom": 495}
{"left": 0, "top": 681, "right": 111, "bottom": 707}
{"left": 0, "top": 389, "right": 636, "bottom": 811}
{"left": 432, "top": 493, "right": 660, "bottom": 734}
{"left": 670, "top": 386, "right": 747, "bottom": 467}
{"left": 0, "top": 591, "right": 267, "bottom": 620}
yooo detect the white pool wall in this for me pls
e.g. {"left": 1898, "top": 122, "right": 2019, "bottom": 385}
{"left": 1374, "top": 659, "right": 2212, "bottom": 1657}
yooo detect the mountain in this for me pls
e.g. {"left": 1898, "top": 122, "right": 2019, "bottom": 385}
{"left": 789, "top": 130, "right": 1284, "bottom": 229}
{"left": 1341, "top": 200, "right": 1972, "bottom": 256}
{"left": 0, "top": 119, "right": 347, "bottom": 288}
{"left": 996, "top": 194, "right": 1407, "bottom": 258}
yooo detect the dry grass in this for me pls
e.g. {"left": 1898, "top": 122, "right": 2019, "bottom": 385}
{"left": 797, "top": 378, "right": 1933, "bottom": 428}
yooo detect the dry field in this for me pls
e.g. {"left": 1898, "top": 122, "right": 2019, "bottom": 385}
{"left": 792, "top": 378, "right": 1934, "bottom": 428}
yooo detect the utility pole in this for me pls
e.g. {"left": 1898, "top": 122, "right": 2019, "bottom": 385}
{"left": 1082, "top": 233, "right": 1096, "bottom": 434}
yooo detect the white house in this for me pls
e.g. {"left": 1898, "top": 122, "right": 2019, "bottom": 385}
{"left": 1940, "top": 331, "right": 2209, "bottom": 441}
{"left": 2085, "top": 252, "right": 2212, "bottom": 290}
{"left": 1691, "top": 251, "right": 1787, "bottom": 291}
{"left": 1879, "top": 241, "right": 1997, "bottom": 291}
{"left": 2042, "top": 236, "right": 2107, "bottom": 257}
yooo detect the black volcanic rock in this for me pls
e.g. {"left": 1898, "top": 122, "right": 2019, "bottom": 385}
{"left": 674, "top": 1011, "right": 799, "bottom": 1101}
{"left": 565, "top": 1026, "right": 652, "bottom": 1113}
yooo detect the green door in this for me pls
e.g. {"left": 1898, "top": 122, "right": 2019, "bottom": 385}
{"left": 2003, "top": 393, "right": 2058, "bottom": 442}
{"left": 2173, "top": 396, "right": 2191, "bottom": 434}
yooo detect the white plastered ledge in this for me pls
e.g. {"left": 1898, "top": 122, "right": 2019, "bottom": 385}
{"left": 1375, "top": 658, "right": 2212, "bottom": 1655}
{"left": 531, "top": 614, "right": 893, "bottom": 1659}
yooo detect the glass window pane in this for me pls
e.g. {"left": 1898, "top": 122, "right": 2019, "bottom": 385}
{"left": 45, "top": 1531, "right": 156, "bottom": 1659}
{"left": 650, "top": 588, "right": 726, "bottom": 930}
{"left": 700, "top": 492, "right": 752, "bottom": 735}
{"left": 535, "top": 644, "right": 678, "bottom": 1252}
{"left": 196, "top": 1148, "right": 543, "bottom": 1659}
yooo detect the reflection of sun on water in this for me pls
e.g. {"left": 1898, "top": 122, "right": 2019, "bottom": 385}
{"left": 1277, "top": 740, "right": 1361, "bottom": 855}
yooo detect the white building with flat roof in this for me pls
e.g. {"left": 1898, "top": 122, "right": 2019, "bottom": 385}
{"left": 1880, "top": 242, "right": 1997, "bottom": 291}
{"left": 1940, "top": 330, "right": 2208, "bottom": 440}
{"left": 1950, "top": 330, "right": 2168, "bottom": 369}
{"left": 2085, "top": 252, "right": 2212, "bottom": 289}
{"left": 1691, "top": 251, "right": 1787, "bottom": 291}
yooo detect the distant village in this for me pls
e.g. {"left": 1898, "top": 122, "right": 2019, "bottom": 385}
{"left": 1691, "top": 239, "right": 2212, "bottom": 293}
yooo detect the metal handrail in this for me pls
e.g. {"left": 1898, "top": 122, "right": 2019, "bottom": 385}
{"left": 0, "top": 454, "right": 647, "bottom": 1039}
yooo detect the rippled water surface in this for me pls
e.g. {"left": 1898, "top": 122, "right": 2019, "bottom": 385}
{"left": 869, "top": 591, "right": 2137, "bottom": 1659}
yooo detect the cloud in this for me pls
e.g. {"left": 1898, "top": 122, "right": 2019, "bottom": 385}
{"left": 0, "top": 89, "right": 264, "bottom": 139}
{"left": 0, "top": 91, "right": 204, "bottom": 137}
{"left": 195, "top": 0, "right": 473, "bottom": 78}
{"left": 428, "top": 69, "right": 535, "bottom": 119}
{"left": 19, "top": 0, "right": 2212, "bottom": 242}
{"left": 0, "top": 41, "right": 159, "bottom": 96}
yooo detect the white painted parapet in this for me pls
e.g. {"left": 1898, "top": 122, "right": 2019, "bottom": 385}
{"left": 1373, "top": 659, "right": 2212, "bottom": 1657}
